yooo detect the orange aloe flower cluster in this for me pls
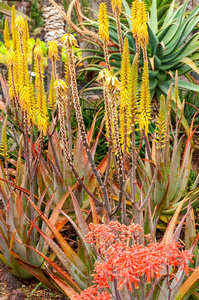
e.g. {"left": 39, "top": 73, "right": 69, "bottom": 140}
{"left": 74, "top": 222, "right": 193, "bottom": 299}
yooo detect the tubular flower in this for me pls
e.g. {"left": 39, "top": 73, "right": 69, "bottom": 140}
{"left": 111, "top": 0, "right": 122, "bottom": 13}
{"left": 130, "top": 53, "right": 139, "bottom": 125}
{"left": 101, "top": 69, "right": 121, "bottom": 91}
{"left": 24, "top": 17, "right": 29, "bottom": 54}
{"left": 137, "top": 1, "right": 148, "bottom": 47}
{"left": 11, "top": 5, "right": 17, "bottom": 50}
{"left": 64, "top": 52, "right": 70, "bottom": 87}
{"left": 138, "top": 61, "right": 151, "bottom": 135}
{"left": 4, "top": 18, "right": 10, "bottom": 50}
{"left": 81, "top": 222, "right": 194, "bottom": 295}
{"left": 98, "top": 3, "right": 109, "bottom": 42}
{"left": 120, "top": 38, "right": 131, "bottom": 149}
{"left": 155, "top": 95, "right": 166, "bottom": 148}
{"left": 34, "top": 43, "right": 48, "bottom": 134}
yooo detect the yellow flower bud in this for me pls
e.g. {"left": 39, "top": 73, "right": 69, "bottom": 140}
{"left": 111, "top": 0, "right": 122, "bottom": 13}
{"left": 48, "top": 40, "right": 59, "bottom": 60}
{"left": 60, "top": 34, "right": 78, "bottom": 47}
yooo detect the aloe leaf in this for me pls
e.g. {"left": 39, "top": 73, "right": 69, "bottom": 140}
{"left": 148, "top": 24, "right": 159, "bottom": 55}
{"left": 25, "top": 195, "right": 88, "bottom": 280}
{"left": 67, "top": 186, "right": 88, "bottom": 237}
{"left": 45, "top": 269, "right": 78, "bottom": 299}
{"left": 162, "top": 0, "right": 175, "bottom": 28}
{"left": 122, "top": 0, "right": 132, "bottom": 29}
{"left": 14, "top": 256, "right": 60, "bottom": 291}
{"left": 18, "top": 241, "right": 82, "bottom": 293}
{"left": 162, "top": 0, "right": 189, "bottom": 45}
{"left": 27, "top": 217, "right": 88, "bottom": 288}
{"left": 167, "top": 136, "right": 184, "bottom": 202}
{"left": 180, "top": 57, "right": 199, "bottom": 75}
{"left": 185, "top": 208, "right": 196, "bottom": 249}
{"left": 161, "top": 197, "right": 186, "bottom": 243}
{"left": 0, "top": 232, "right": 10, "bottom": 265}
{"left": 150, "top": 0, "right": 158, "bottom": 34}
{"left": 175, "top": 266, "right": 199, "bottom": 300}
{"left": 0, "top": 3, "right": 33, "bottom": 21}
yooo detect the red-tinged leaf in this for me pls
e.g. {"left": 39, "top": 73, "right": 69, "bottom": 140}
{"left": 46, "top": 183, "right": 78, "bottom": 237}
{"left": 68, "top": 186, "right": 88, "bottom": 237}
{"left": 24, "top": 195, "right": 87, "bottom": 277}
{"left": 0, "top": 178, "right": 39, "bottom": 200}
{"left": 0, "top": 184, "right": 9, "bottom": 207}
{"left": 89, "top": 196, "right": 100, "bottom": 225}
{"left": 89, "top": 154, "right": 108, "bottom": 191}
{"left": 0, "top": 232, "right": 10, "bottom": 265}
{"left": 24, "top": 218, "right": 88, "bottom": 289}
{"left": 162, "top": 197, "right": 186, "bottom": 243}
{"left": 55, "top": 215, "right": 68, "bottom": 232}
{"left": 87, "top": 108, "right": 102, "bottom": 147}
{"left": 175, "top": 266, "right": 199, "bottom": 300}
{"left": 14, "top": 256, "right": 59, "bottom": 290}
{"left": 45, "top": 268, "right": 78, "bottom": 299}
{"left": 185, "top": 207, "right": 196, "bottom": 249}
{"left": 59, "top": 210, "right": 93, "bottom": 266}
{"left": 17, "top": 241, "right": 82, "bottom": 293}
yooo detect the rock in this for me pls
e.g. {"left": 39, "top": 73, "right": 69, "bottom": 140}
{"left": 9, "top": 290, "right": 27, "bottom": 300}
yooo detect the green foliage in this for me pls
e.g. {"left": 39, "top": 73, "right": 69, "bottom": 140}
{"left": 30, "top": 0, "right": 44, "bottom": 29}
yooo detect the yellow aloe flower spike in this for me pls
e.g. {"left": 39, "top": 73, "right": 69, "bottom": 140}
{"left": 137, "top": 1, "right": 148, "bottom": 48}
{"left": 112, "top": 0, "right": 122, "bottom": 13}
{"left": 48, "top": 74, "right": 56, "bottom": 109}
{"left": 155, "top": 94, "right": 166, "bottom": 149}
{"left": 4, "top": 18, "right": 10, "bottom": 50}
{"left": 34, "top": 42, "right": 48, "bottom": 134}
{"left": 138, "top": 61, "right": 151, "bottom": 135}
{"left": 0, "top": 116, "right": 9, "bottom": 158}
{"left": 54, "top": 79, "right": 68, "bottom": 91}
{"left": 6, "top": 50, "right": 18, "bottom": 104}
{"left": 130, "top": 53, "right": 139, "bottom": 126}
{"left": 64, "top": 52, "right": 70, "bottom": 87}
{"left": 15, "top": 16, "right": 25, "bottom": 34}
{"left": 131, "top": 0, "right": 140, "bottom": 38}
{"left": 98, "top": 3, "right": 109, "bottom": 42}
{"left": 11, "top": 5, "right": 17, "bottom": 50}
{"left": 24, "top": 17, "right": 29, "bottom": 54}
{"left": 120, "top": 38, "right": 131, "bottom": 149}
{"left": 112, "top": 0, "right": 123, "bottom": 53}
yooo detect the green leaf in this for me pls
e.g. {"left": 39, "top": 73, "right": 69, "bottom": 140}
{"left": 150, "top": 0, "right": 158, "bottom": 34}
{"left": 148, "top": 24, "right": 159, "bottom": 55}
{"left": 0, "top": 3, "right": 33, "bottom": 21}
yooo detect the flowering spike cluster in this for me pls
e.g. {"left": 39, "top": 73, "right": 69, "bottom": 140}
{"left": 130, "top": 53, "right": 139, "bottom": 125}
{"left": 4, "top": 18, "right": 10, "bottom": 50}
{"left": 98, "top": 3, "right": 109, "bottom": 42}
{"left": 64, "top": 52, "right": 70, "bottom": 87}
{"left": 138, "top": 61, "right": 151, "bottom": 135}
{"left": 120, "top": 38, "right": 131, "bottom": 148}
{"left": 11, "top": 5, "right": 17, "bottom": 50}
{"left": 111, "top": 0, "right": 122, "bottom": 13}
{"left": 15, "top": 16, "right": 34, "bottom": 121}
{"left": 0, "top": 116, "right": 9, "bottom": 158}
{"left": 34, "top": 42, "right": 48, "bottom": 133}
{"left": 74, "top": 222, "right": 194, "bottom": 298}
{"left": 155, "top": 95, "right": 166, "bottom": 149}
